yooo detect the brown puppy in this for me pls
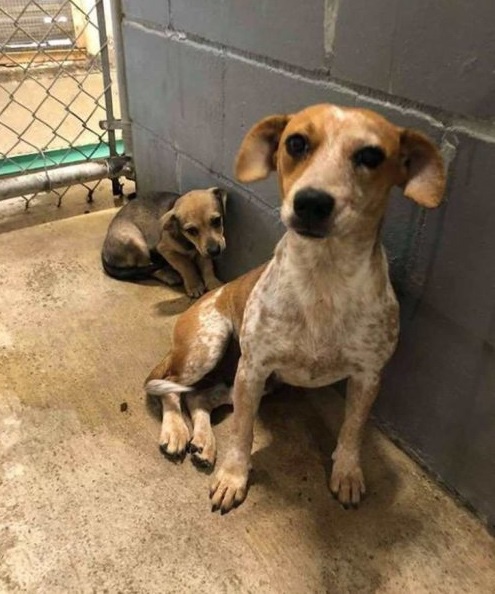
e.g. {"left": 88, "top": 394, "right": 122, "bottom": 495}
{"left": 145, "top": 104, "right": 446, "bottom": 513}
{"left": 102, "top": 187, "right": 227, "bottom": 297}
{"left": 157, "top": 189, "right": 227, "bottom": 297}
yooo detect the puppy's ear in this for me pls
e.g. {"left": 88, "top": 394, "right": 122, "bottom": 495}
{"left": 210, "top": 187, "right": 228, "bottom": 213}
{"left": 235, "top": 114, "right": 291, "bottom": 183}
{"left": 159, "top": 210, "right": 178, "bottom": 233}
{"left": 399, "top": 129, "right": 446, "bottom": 208}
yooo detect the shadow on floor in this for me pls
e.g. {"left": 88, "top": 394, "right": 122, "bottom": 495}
{"left": 146, "top": 377, "right": 422, "bottom": 592}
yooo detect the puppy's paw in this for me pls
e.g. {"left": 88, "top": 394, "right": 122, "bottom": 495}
{"left": 189, "top": 427, "right": 216, "bottom": 471}
{"left": 185, "top": 281, "right": 206, "bottom": 299}
{"left": 210, "top": 457, "right": 249, "bottom": 514}
{"left": 159, "top": 412, "right": 191, "bottom": 461}
{"left": 205, "top": 277, "right": 223, "bottom": 292}
{"left": 329, "top": 454, "right": 366, "bottom": 509}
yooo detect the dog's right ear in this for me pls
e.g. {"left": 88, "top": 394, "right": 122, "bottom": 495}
{"left": 159, "top": 210, "right": 178, "bottom": 233}
{"left": 235, "top": 114, "right": 291, "bottom": 183}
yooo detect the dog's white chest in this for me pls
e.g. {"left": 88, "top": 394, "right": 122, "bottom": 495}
{"left": 241, "top": 257, "right": 398, "bottom": 387}
{"left": 275, "top": 361, "right": 348, "bottom": 388}
{"left": 270, "top": 312, "right": 354, "bottom": 387}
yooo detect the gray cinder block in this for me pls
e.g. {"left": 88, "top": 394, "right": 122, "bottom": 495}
{"left": 132, "top": 125, "right": 178, "bottom": 195}
{"left": 122, "top": 0, "right": 169, "bottom": 28}
{"left": 171, "top": 0, "right": 327, "bottom": 70}
{"left": 123, "top": 23, "right": 224, "bottom": 170}
{"left": 332, "top": 0, "right": 495, "bottom": 118}
{"left": 422, "top": 135, "right": 495, "bottom": 342}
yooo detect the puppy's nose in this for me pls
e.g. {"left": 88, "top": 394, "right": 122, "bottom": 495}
{"left": 293, "top": 188, "right": 335, "bottom": 222}
{"left": 207, "top": 244, "right": 221, "bottom": 257}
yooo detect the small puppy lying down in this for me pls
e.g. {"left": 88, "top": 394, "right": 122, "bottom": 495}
{"left": 101, "top": 188, "right": 227, "bottom": 297}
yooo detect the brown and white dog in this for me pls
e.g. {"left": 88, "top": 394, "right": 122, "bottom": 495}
{"left": 145, "top": 104, "right": 446, "bottom": 513}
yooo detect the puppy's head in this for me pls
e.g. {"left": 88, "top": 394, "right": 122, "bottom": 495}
{"left": 161, "top": 188, "right": 227, "bottom": 257}
{"left": 235, "top": 104, "right": 446, "bottom": 240}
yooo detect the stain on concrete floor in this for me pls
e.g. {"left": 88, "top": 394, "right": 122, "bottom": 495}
{"left": 1, "top": 211, "right": 494, "bottom": 593}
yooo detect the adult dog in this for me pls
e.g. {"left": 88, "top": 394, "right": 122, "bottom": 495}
{"left": 146, "top": 104, "right": 445, "bottom": 513}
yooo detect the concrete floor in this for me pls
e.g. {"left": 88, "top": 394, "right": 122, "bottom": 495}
{"left": 1, "top": 210, "right": 494, "bottom": 593}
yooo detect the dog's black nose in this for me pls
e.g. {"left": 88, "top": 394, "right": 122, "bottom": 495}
{"left": 207, "top": 244, "right": 221, "bottom": 257}
{"left": 293, "top": 188, "right": 335, "bottom": 222}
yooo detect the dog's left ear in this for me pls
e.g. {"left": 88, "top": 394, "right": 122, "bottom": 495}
{"left": 399, "top": 129, "right": 446, "bottom": 208}
{"left": 235, "top": 114, "right": 291, "bottom": 183}
{"left": 210, "top": 187, "right": 228, "bottom": 214}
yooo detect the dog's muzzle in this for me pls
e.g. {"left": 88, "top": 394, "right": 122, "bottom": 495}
{"left": 206, "top": 241, "right": 223, "bottom": 258}
{"left": 290, "top": 188, "right": 335, "bottom": 238}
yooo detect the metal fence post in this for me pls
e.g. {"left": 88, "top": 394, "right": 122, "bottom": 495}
{"left": 95, "top": 0, "right": 121, "bottom": 197}
{"left": 108, "top": 0, "right": 133, "bottom": 160}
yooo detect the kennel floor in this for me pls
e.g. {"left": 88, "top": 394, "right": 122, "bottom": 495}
{"left": 0, "top": 210, "right": 494, "bottom": 593}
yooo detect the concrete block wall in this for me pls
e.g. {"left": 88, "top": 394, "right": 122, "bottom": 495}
{"left": 121, "top": 0, "right": 495, "bottom": 529}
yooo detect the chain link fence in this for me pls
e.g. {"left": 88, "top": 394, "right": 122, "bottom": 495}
{"left": 0, "top": 0, "right": 131, "bottom": 209}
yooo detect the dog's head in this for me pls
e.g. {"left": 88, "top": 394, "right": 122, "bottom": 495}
{"left": 161, "top": 187, "right": 227, "bottom": 257}
{"left": 235, "top": 104, "right": 446, "bottom": 240}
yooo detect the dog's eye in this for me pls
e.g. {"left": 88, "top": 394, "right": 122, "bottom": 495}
{"left": 353, "top": 146, "right": 385, "bottom": 169}
{"left": 185, "top": 226, "right": 198, "bottom": 236}
{"left": 285, "top": 134, "right": 309, "bottom": 159}
{"left": 211, "top": 216, "right": 222, "bottom": 228}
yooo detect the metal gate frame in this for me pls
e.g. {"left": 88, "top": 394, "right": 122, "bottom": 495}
{"left": 0, "top": 0, "right": 133, "bottom": 204}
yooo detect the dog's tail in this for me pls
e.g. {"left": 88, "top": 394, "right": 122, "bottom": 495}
{"left": 101, "top": 254, "right": 163, "bottom": 280}
{"left": 145, "top": 354, "right": 194, "bottom": 395}
{"left": 145, "top": 379, "right": 193, "bottom": 396}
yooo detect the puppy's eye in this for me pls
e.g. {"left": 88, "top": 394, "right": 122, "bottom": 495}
{"left": 285, "top": 133, "right": 309, "bottom": 158}
{"left": 353, "top": 146, "right": 385, "bottom": 169}
{"left": 185, "top": 226, "right": 198, "bottom": 236}
{"left": 211, "top": 216, "right": 222, "bottom": 228}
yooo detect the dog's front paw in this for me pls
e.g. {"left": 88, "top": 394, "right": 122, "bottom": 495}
{"left": 329, "top": 452, "right": 366, "bottom": 509}
{"left": 205, "top": 277, "right": 223, "bottom": 292}
{"left": 189, "top": 426, "right": 216, "bottom": 471}
{"left": 159, "top": 412, "right": 191, "bottom": 461}
{"left": 185, "top": 281, "right": 206, "bottom": 299}
{"left": 210, "top": 457, "right": 249, "bottom": 514}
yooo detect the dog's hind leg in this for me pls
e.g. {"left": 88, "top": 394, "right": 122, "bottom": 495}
{"left": 146, "top": 357, "right": 192, "bottom": 461}
{"left": 145, "top": 289, "right": 234, "bottom": 461}
{"left": 148, "top": 250, "right": 182, "bottom": 286}
{"left": 111, "top": 221, "right": 151, "bottom": 267}
{"left": 159, "top": 390, "right": 191, "bottom": 461}
{"left": 186, "top": 385, "right": 232, "bottom": 471}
